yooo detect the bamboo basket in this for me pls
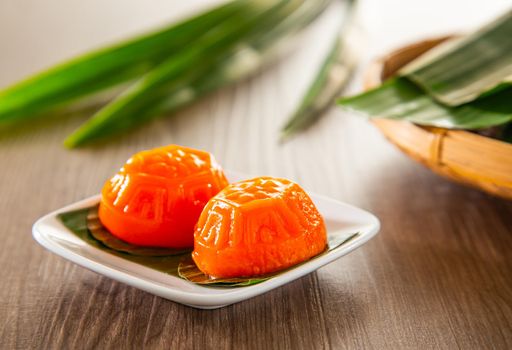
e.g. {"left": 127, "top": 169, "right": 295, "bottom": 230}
{"left": 364, "top": 36, "right": 512, "bottom": 200}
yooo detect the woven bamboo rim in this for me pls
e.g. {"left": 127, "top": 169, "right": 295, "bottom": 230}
{"left": 364, "top": 36, "right": 512, "bottom": 200}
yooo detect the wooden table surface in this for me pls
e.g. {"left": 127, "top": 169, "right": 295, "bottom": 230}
{"left": 1, "top": 1, "right": 511, "bottom": 349}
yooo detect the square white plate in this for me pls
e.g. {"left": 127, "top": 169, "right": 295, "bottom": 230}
{"left": 32, "top": 172, "right": 380, "bottom": 309}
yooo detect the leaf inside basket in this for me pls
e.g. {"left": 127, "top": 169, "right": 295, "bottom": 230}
{"left": 339, "top": 77, "right": 512, "bottom": 130}
{"left": 400, "top": 10, "right": 512, "bottom": 106}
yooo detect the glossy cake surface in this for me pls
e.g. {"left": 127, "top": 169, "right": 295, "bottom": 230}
{"left": 99, "top": 145, "right": 229, "bottom": 248}
{"left": 192, "top": 177, "right": 327, "bottom": 278}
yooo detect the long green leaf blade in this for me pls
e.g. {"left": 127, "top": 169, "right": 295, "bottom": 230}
{"left": 152, "top": 0, "right": 335, "bottom": 124}
{"left": 147, "top": 0, "right": 336, "bottom": 131}
{"left": 401, "top": 10, "right": 512, "bottom": 106}
{"left": 0, "top": 0, "right": 249, "bottom": 124}
{"left": 339, "top": 77, "right": 512, "bottom": 129}
{"left": 65, "top": 0, "right": 316, "bottom": 147}
{"left": 280, "top": 0, "right": 357, "bottom": 139}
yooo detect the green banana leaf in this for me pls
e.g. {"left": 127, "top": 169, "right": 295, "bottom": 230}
{"left": 502, "top": 123, "right": 512, "bottom": 143}
{"left": 58, "top": 204, "right": 359, "bottom": 288}
{"left": 177, "top": 231, "right": 359, "bottom": 287}
{"left": 339, "top": 77, "right": 512, "bottom": 130}
{"left": 0, "top": 0, "right": 251, "bottom": 124}
{"left": 178, "top": 256, "right": 271, "bottom": 287}
{"left": 400, "top": 10, "right": 512, "bottom": 106}
{"left": 85, "top": 205, "right": 190, "bottom": 256}
{"left": 58, "top": 208, "right": 187, "bottom": 276}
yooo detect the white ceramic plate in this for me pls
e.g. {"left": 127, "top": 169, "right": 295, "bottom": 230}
{"left": 32, "top": 172, "right": 380, "bottom": 309}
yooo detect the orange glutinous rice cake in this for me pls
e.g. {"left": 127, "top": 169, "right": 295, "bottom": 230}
{"left": 192, "top": 177, "right": 327, "bottom": 278}
{"left": 99, "top": 145, "right": 229, "bottom": 248}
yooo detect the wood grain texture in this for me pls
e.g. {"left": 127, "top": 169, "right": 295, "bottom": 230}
{"left": 1, "top": 1, "right": 512, "bottom": 349}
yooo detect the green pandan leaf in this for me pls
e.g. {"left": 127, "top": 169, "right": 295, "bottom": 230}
{"left": 0, "top": 0, "right": 250, "bottom": 125}
{"left": 65, "top": 0, "right": 332, "bottom": 147}
{"left": 281, "top": 0, "right": 357, "bottom": 140}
